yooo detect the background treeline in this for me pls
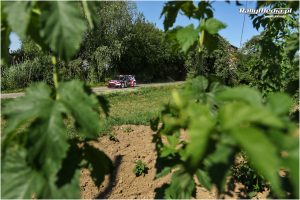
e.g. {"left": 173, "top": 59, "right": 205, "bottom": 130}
{"left": 1, "top": 2, "right": 187, "bottom": 90}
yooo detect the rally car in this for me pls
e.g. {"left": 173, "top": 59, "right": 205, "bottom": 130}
{"left": 107, "top": 75, "right": 136, "bottom": 88}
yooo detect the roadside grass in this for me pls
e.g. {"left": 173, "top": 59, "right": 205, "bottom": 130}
{"left": 1, "top": 84, "right": 183, "bottom": 136}
{"left": 99, "top": 85, "right": 181, "bottom": 134}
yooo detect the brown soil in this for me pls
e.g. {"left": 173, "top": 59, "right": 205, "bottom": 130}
{"left": 80, "top": 125, "right": 268, "bottom": 199}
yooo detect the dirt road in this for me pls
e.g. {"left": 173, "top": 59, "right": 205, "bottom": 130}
{"left": 1, "top": 82, "right": 184, "bottom": 99}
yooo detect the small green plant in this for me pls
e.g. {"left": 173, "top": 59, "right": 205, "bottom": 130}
{"left": 124, "top": 126, "right": 133, "bottom": 133}
{"left": 133, "top": 160, "right": 147, "bottom": 177}
{"left": 108, "top": 132, "right": 119, "bottom": 142}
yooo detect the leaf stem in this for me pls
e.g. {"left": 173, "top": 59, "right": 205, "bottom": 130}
{"left": 52, "top": 56, "right": 60, "bottom": 99}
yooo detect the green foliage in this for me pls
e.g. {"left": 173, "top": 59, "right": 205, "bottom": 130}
{"left": 184, "top": 35, "right": 238, "bottom": 85}
{"left": 162, "top": 1, "right": 226, "bottom": 54}
{"left": 3, "top": 1, "right": 33, "bottom": 39}
{"left": 175, "top": 24, "right": 199, "bottom": 53}
{"left": 237, "top": 1, "right": 299, "bottom": 97}
{"left": 1, "top": 1, "right": 93, "bottom": 62}
{"left": 1, "top": 55, "right": 53, "bottom": 90}
{"left": 203, "top": 18, "right": 227, "bottom": 35}
{"left": 1, "top": 81, "right": 112, "bottom": 198}
{"left": 119, "top": 17, "right": 186, "bottom": 82}
{"left": 152, "top": 77, "right": 298, "bottom": 199}
{"left": 1, "top": 1, "right": 113, "bottom": 199}
{"left": 41, "top": 2, "right": 87, "bottom": 61}
{"left": 133, "top": 160, "right": 148, "bottom": 177}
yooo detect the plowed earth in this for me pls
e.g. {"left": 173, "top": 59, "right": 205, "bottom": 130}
{"left": 80, "top": 125, "right": 268, "bottom": 199}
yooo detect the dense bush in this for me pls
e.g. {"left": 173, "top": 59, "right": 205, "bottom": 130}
{"left": 119, "top": 18, "right": 186, "bottom": 82}
{"left": 185, "top": 36, "right": 238, "bottom": 85}
{"left": 1, "top": 55, "right": 53, "bottom": 90}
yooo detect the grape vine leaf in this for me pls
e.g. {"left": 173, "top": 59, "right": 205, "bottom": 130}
{"left": 164, "top": 170, "right": 195, "bottom": 199}
{"left": 205, "top": 18, "right": 227, "bottom": 34}
{"left": 217, "top": 86, "right": 263, "bottom": 107}
{"left": 2, "top": 81, "right": 109, "bottom": 198}
{"left": 202, "top": 142, "right": 235, "bottom": 194}
{"left": 58, "top": 80, "right": 102, "bottom": 138}
{"left": 282, "top": 147, "right": 299, "bottom": 198}
{"left": 40, "top": 1, "right": 87, "bottom": 61}
{"left": 186, "top": 104, "right": 215, "bottom": 168}
{"left": 1, "top": 148, "right": 46, "bottom": 199}
{"left": 2, "top": 1, "right": 33, "bottom": 39}
{"left": 219, "top": 102, "right": 284, "bottom": 130}
{"left": 266, "top": 93, "right": 293, "bottom": 115}
{"left": 2, "top": 83, "right": 69, "bottom": 178}
{"left": 176, "top": 24, "right": 199, "bottom": 53}
{"left": 230, "top": 127, "right": 283, "bottom": 197}
{"left": 196, "top": 169, "right": 212, "bottom": 191}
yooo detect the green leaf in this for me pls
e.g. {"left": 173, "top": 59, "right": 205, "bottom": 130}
{"left": 205, "top": 18, "right": 227, "bottom": 34}
{"left": 176, "top": 24, "right": 199, "bottom": 53}
{"left": 26, "top": 7, "right": 48, "bottom": 50}
{"left": 81, "top": 0, "right": 94, "bottom": 29}
{"left": 186, "top": 76, "right": 209, "bottom": 93}
{"left": 1, "top": 148, "right": 46, "bottom": 199}
{"left": 3, "top": 1, "right": 33, "bottom": 38}
{"left": 161, "top": 1, "right": 184, "bottom": 30}
{"left": 186, "top": 104, "right": 215, "bottom": 168}
{"left": 267, "top": 93, "right": 293, "bottom": 115}
{"left": 196, "top": 169, "right": 212, "bottom": 191}
{"left": 180, "top": 1, "right": 196, "bottom": 18}
{"left": 164, "top": 170, "right": 195, "bottom": 199}
{"left": 160, "top": 135, "right": 180, "bottom": 157}
{"left": 203, "top": 142, "right": 235, "bottom": 193}
{"left": 58, "top": 80, "right": 102, "bottom": 138}
{"left": 3, "top": 83, "right": 69, "bottom": 177}
{"left": 40, "top": 1, "right": 87, "bottom": 61}
{"left": 26, "top": 102, "right": 69, "bottom": 177}
{"left": 196, "top": 1, "right": 213, "bottom": 19}
{"left": 2, "top": 83, "right": 56, "bottom": 148}
{"left": 283, "top": 147, "right": 299, "bottom": 198}
{"left": 230, "top": 127, "right": 283, "bottom": 197}
{"left": 155, "top": 167, "right": 172, "bottom": 179}
{"left": 203, "top": 31, "right": 219, "bottom": 53}
{"left": 216, "top": 86, "right": 263, "bottom": 107}
{"left": 219, "top": 102, "right": 284, "bottom": 130}
{"left": 49, "top": 171, "right": 80, "bottom": 199}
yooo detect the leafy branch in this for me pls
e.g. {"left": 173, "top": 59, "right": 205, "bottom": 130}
{"left": 1, "top": 1, "right": 112, "bottom": 198}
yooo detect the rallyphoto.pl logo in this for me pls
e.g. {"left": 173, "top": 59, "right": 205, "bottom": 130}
{"left": 239, "top": 8, "right": 292, "bottom": 18}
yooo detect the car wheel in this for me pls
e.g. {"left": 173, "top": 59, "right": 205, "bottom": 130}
{"left": 121, "top": 83, "right": 124, "bottom": 88}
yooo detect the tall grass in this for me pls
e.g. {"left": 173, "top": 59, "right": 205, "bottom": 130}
{"left": 99, "top": 85, "right": 181, "bottom": 134}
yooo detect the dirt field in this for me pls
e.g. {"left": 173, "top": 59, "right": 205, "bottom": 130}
{"left": 80, "top": 125, "right": 268, "bottom": 199}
